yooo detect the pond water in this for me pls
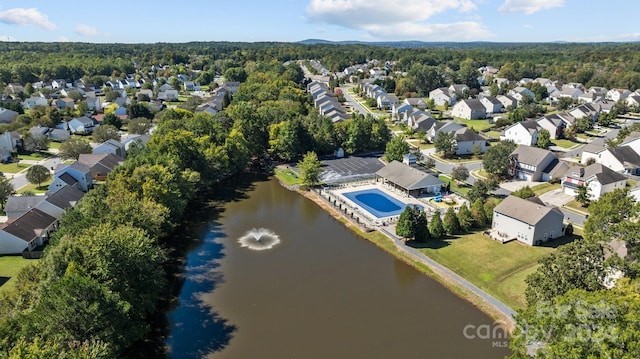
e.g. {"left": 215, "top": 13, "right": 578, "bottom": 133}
{"left": 166, "top": 176, "right": 510, "bottom": 358}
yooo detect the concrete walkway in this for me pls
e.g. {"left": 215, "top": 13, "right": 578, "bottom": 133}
{"left": 378, "top": 227, "right": 516, "bottom": 326}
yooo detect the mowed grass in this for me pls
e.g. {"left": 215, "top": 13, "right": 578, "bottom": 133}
{"left": 439, "top": 174, "right": 471, "bottom": 196}
{"left": 0, "top": 256, "right": 36, "bottom": 293}
{"left": 551, "top": 138, "right": 580, "bottom": 149}
{"left": 531, "top": 182, "right": 561, "bottom": 195}
{"left": 454, "top": 118, "right": 495, "bottom": 131}
{"left": 0, "top": 162, "right": 27, "bottom": 174}
{"left": 274, "top": 167, "right": 303, "bottom": 186}
{"left": 416, "top": 232, "right": 574, "bottom": 310}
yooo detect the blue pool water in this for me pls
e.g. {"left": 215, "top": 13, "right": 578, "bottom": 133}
{"left": 342, "top": 188, "right": 422, "bottom": 218}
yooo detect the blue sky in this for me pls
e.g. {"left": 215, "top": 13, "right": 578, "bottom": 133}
{"left": 0, "top": 0, "right": 637, "bottom": 43}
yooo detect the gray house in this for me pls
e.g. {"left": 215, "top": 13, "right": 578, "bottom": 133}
{"left": 492, "top": 196, "right": 564, "bottom": 246}
{"left": 508, "top": 145, "right": 557, "bottom": 182}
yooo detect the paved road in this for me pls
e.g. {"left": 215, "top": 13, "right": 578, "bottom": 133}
{"left": 9, "top": 156, "right": 62, "bottom": 190}
{"left": 339, "top": 84, "right": 374, "bottom": 117}
{"left": 378, "top": 226, "right": 516, "bottom": 325}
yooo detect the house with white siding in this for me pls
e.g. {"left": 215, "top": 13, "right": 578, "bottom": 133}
{"left": 429, "top": 87, "right": 456, "bottom": 106}
{"left": 0, "top": 209, "right": 58, "bottom": 255}
{"left": 492, "top": 195, "right": 564, "bottom": 246}
{"left": 561, "top": 164, "right": 627, "bottom": 200}
{"left": 497, "top": 95, "right": 518, "bottom": 110}
{"left": 606, "top": 88, "right": 632, "bottom": 102}
{"left": 581, "top": 144, "right": 640, "bottom": 175}
{"left": 500, "top": 120, "right": 541, "bottom": 146}
{"left": 508, "top": 145, "right": 557, "bottom": 181}
{"left": 451, "top": 99, "right": 486, "bottom": 120}
{"left": 536, "top": 115, "right": 566, "bottom": 139}
{"left": 479, "top": 96, "right": 503, "bottom": 114}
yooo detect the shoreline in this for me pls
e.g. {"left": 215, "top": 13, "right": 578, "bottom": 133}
{"left": 292, "top": 183, "right": 516, "bottom": 331}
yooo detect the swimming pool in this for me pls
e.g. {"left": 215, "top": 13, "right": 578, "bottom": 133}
{"left": 342, "top": 188, "right": 422, "bottom": 219}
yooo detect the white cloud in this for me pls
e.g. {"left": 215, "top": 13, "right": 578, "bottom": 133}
{"left": 306, "top": 0, "right": 476, "bottom": 27}
{"left": 74, "top": 24, "right": 99, "bottom": 37}
{"left": 305, "top": 0, "right": 489, "bottom": 40}
{"left": 365, "top": 21, "right": 493, "bottom": 41}
{"left": 0, "top": 8, "right": 56, "bottom": 30}
{"left": 0, "top": 35, "right": 17, "bottom": 41}
{"left": 498, "top": 0, "right": 564, "bottom": 14}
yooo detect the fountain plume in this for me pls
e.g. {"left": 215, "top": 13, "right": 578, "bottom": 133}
{"left": 238, "top": 228, "right": 280, "bottom": 250}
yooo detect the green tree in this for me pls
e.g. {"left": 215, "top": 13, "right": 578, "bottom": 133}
{"left": 557, "top": 96, "right": 573, "bottom": 110}
{"left": 102, "top": 112, "right": 123, "bottom": 129}
{"left": 395, "top": 206, "right": 414, "bottom": 239}
{"left": 395, "top": 205, "right": 429, "bottom": 242}
{"left": 92, "top": 124, "right": 121, "bottom": 143}
{"left": 59, "top": 138, "right": 92, "bottom": 160}
{"left": 483, "top": 197, "right": 499, "bottom": 222}
{"left": 442, "top": 207, "right": 460, "bottom": 235}
{"left": 127, "top": 117, "right": 154, "bottom": 134}
{"left": 456, "top": 204, "right": 474, "bottom": 232}
{"left": 104, "top": 90, "right": 119, "bottom": 102}
{"left": 414, "top": 207, "right": 430, "bottom": 242}
{"left": 127, "top": 102, "right": 153, "bottom": 120}
{"left": 25, "top": 164, "right": 51, "bottom": 188}
{"left": 467, "top": 178, "right": 498, "bottom": 203}
{"left": 268, "top": 120, "right": 302, "bottom": 162}
{"left": 450, "top": 164, "right": 469, "bottom": 183}
{"left": 384, "top": 135, "right": 409, "bottom": 163}
{"left": 23, "top": 133, "right": 50, "bottom": 152}
{"left": 575, "top": 183, "right": 591, "bottom": 207}
{"left": 428, "top": 211, "right": 445, "bottom": 239}
{"left": 524, "top": 240, "right": 606, "bottom": 305}
{"left": 470, "top": 198, "right": 488, "bottom": 228}
{"left": 224, "top": 67, "right": 247, "bottom": 82}
{"left": 576, "top": 116, "right": 593, "bottom": 133}
{"left": 536, "top": 128, "right": 551, "bottom": 149}
{"left": 564, "top": 123, "right": 577, "bottom": 140}
{"left": 297, "top": 151, "right": 322, "bottom": 188}
{"left": 512, "top": 185, "right": 536, "bottom": 199}
{"left": 434, "top": 131, "right": 457, "bottom": 159}
{"left": 0, "top": 176, "right": 15, "bottom": 209}
{"left": 482, "top": 140, "right": 517, "bottom": 178}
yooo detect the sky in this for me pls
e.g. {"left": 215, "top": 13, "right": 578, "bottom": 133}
{"left": 0, "top": 0, "right": 638, "bottom": 44}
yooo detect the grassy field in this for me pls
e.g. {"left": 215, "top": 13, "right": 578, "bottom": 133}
{"left": 0, "top": 256, "right": 36, "bottom": 293}
{"left": 274, "top": 167, "right": 302, "bottom": 186}
{"left": 18, "top": 152, "right": 51, "bottom": 161}
{"left": 531, "top": 182, "right": 561, "bottom": 195}
{"left": 551, "top": 138, "right": 580, "bottom": 149}
{"left": 17, "top": 179, "right": 52, "bottom": 194}
{"left": 439, "top": 174, "right": 471, "bottom": 196}
{"left": 454, "top": 118, "right": 495, "bottom": 131}
{"left": 564, "top": 199, "right": 590, "bottom": 214}
{"left": 416, "top": 232, "right": 576, "bottom": 310}
{"left": 0, "top": 162, "right": 27, "bottom": 174}
{"left": 407, "top": 139, "right": 434, "bottom": 149}
{"left": 48, "top": 141, "right": 62, "bottom": 150}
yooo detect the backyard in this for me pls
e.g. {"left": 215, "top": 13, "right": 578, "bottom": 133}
{"left": 0, "top": 256, "right": 35, "bottom": 293}
{"left": 415, "top": 232, "right": 577, "bottom": 310}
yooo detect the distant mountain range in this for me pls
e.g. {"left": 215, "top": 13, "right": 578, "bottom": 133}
{"left": 297, "top": 39, "right": 627, "bottom": 48}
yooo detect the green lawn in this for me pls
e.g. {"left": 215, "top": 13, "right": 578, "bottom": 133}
{"left": 0, "top": 162, "right": 27, "bottom": 174}
{"left": 454, "top": 118, "right": 495, "bottom": 132}
{"left": 531, "top": 182, "right": 561, "bottom": 195}
{"left": 564, "top": 199, "right": 590, "bottom": 214}
{"left": 17, "top": 179, "right": 53, "bottom": 194}
{"left": 48, "top": 141, "right": 62, "bottom": 150}
{"left": 407, "top": 139, "right": 434, "bottom": 150}
{"left": 551, "top": 138, "right": 580, "bottom": 149}
{"left": 18, "top": 152, "right": 51, "bottom": 161}
{"left": 439, "top": 174, "right": 471, "bottom": 196}
{"left": 416, "top": 232, "right": 576, "bottom": 310}
{"left": 486, "top": 130, "right": 501, "bottom": 139}
{"left": 274, "top": 167, "right": 302, "bottom": 186}
{"left": 0, "top": 256, "right": 36, "bottom": 293}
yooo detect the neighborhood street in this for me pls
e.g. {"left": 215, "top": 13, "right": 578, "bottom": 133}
{"left": 7, "top": 156, "right": 62, "bottom": 191}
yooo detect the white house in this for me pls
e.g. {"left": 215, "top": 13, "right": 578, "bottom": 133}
{"left": 500, "top": 120, "right": 541, "bottom": 146}
{"left": 429, "top": 87, "right": 456, "bottom": 106}
{"left": 22, "top": 96, "right": 48, "bottom": 110}
{"left": 509, "top": 87, "right": 536, "bottom": 104}
{"left": 479, "top": 96, "right": 503, "bottom": 114}
{"left": 568, "top": 103, "right": 600, "bottom": 121}
{"left": 606, "top": 88, "right": 632, "bottom": 102}
{"left": 68, "top": 116, "right": 96, "bottom": 135}
{"left": 581, "top": 144, "right": 640, "bottom": 175}
{"left": 562, "top": 164, "right": 627, "bottom": 200}
{"left": 93, "top": 139, "right": 126, "bottom": 159}
{"left": 453, "top": 128, "right": 487, "bottom": 155}
{"left": 0, "top": 209, "right": 57, "bottom": 255}
{"left": 497, "top": 95, "right": 518, "bottom": 110}
{"left": 451, "top": 99, "right": 486, "bottom": 120}
{"left": 536, "top": 115, "right": 566, "bottom": 139}
{"left": 492, "top": 195, "right": 564, "bottom": 246}
{"left": 49, "top": 162, "right": 93, "bottom": 193}
{"left": 508, "top": 145, "right": 558, "bottom": 181}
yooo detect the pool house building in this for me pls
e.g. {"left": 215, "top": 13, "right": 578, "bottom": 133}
{"left": 375, "top": 161, "right": 444, "bottom": 197}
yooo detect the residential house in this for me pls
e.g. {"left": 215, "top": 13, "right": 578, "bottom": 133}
{"left": 392, "top": 102, "right": 414, "bottom": 120}
{"left": 49, "top": 162, "right": 92, "bottom": 193}
{"left": 404, "top": 98, "right": 427, "bottom": 109}
{"left": 68, "top": 116, "right": 96, "bottom": 135}
{"left": 479, "top": 96, "right": 503, "bottom": 114}
{"left": 406, "top": 110, "right": 436, "bottom": 132}
{"left": 121, "top": 134, "right": 150, "bottom": 150}
{"left": 55, "top": 98, "right": 75, "bottom": 111}
{"left": 183, "top": 81, "right": 200, "bottom": 91}
{"left": 427, "top": 120, "right": 463, "bottom": 142}
{"left": 85, "top": 96, "right": 102, "bottom": 112}
{"left": 221, "top": 81, "right": 240, "bottom": 95}
{"left": 78, "top": 153, "right": 123, "bottom": 181}
{"left": 509, "top": 87, "right": 536, "bottom": 104}
{"left": 0, "top": 108, "right": 18, "bottom": 124}
{"left": 534, "top": 78, "right": 553, "bottom": 86}
{"left": 508, "top": 145, "right": 558, "bottom": 181}
{"left": 36, "top": 185, "right": 84, "bottom": 220}
{"left": 492, "top": 196, "right": 564, "bottom": 246}
{"left": 48, "top": 128, "right": 70, "bottom": 142}
{"left": 453, "top": 127, "right": 488, "bottom": 155}
{"left": 581, "top": 144, "right": 640, "bottom": 175}
{"left": 497, "top": 95, "right": 518, "bottom": 110}
{"left": 551, "top": 87, "right": 584, "bottom": 101}
{"left": 562, "top": 163, "right": 627, "bottom": 200}
{"left": 51, "top": 79, "right": 66, "bottom": 89}
{"left": 606, "top": 88, "right": 632, "bottom": 102}
{"left": 429, "top": 87, "right": 456, "bottom": 107}
{"left": 0, "top": 208, "right": 58, "bottom": 254}
{"left": 587, "top": 86, "right": 608, "bottom": 97}
{"left": 536, "top": 115, "right": 566, "bottom": 139}
{"left": 93, "top": 139, "right": 126, "bottom": 159}
{"left": 377, "top": 94, "right": 399, "bottom": 110}
{"left": 568, "top": 103, "right": 600, "bottom": 122}
{"left": 451, "top": 99, "right": 486, "bottom": 120}
{"left": 500, "top": 120, "right": 541, "bottom": 146}
{"left": 157, "top": 89, "right": 179, "bottom": 101}
{"left": 0, "top": 131, "right": 17, "bottom": 160}
{"left": 4, "top": 196, "right": 47, "bottom": 220}
{"left": 22, "top": 96, "right": 48, "bottom": 110}
{"left": 626, "top": 95, "right": 640, "bottom": 108}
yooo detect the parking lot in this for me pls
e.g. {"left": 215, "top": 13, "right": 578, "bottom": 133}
{"left": 319, "top": 154, "right": 385, "bottom": 184}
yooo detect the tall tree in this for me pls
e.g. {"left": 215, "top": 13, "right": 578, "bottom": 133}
{"left": 456, "top": 204, "right": 474, "bottom": 232}
{"left": 25, "top": 164, "right": 51, "bottom": 188}
{"left": 442, "top": 207, "right": 460, "bottom": 235}
{"left": 102, "top": 112, "right": 123, "bottom": 129}
{"left": 297, "top": 151, "right": 322, "bottom": 188}
{"left": 470, "top": 198, "right": 488, "bottom": 228}
{"left": 434, "top": 131, "right": 457, "bottom": 159}
{"left": 536, "top": 129, "right": 551, "bottom": 149}
{"left": 467, "top": 178, "right": 498, "bottom": 203}
{"left": 575, "top": 183, "right": 591, "bottom": 207}
{"left": 0, "top": 176, "right": 15, "bottom": 209}
{"left": 450, "top": 164, "right": 469, "bottom": 183}
{"left": 59, "top": 138, "right": 92, "bottom": 160}
{"left": 428, "top": 211, "right": 445, "bottom": 239}
{"left": 482, "top": 140, "right": 517, "bottom": 178}
{"left": 92, "top": 124, "right": 121, "bottom": 143}
{"left": 512, "top": 185, "right": 536, "bottom": 199}
{"left": 384, "top": 135, "right": 409, "bottom": 163}
{"left": 396, "top": 206, "right": 415, "bottom": 239}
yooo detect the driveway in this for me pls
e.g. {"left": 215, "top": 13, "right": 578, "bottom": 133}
{"left": 538, "top": 188, "right": 573, "bottom": 207}
{"left": 499, "top": 180, "right": 544, "bottom": 192}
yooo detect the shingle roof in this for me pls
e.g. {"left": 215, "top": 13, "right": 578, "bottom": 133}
{"left": 580, "top": 163, "right": 627, "bottom": 185}
{"left": 608, "top": 146, "right": 640, "bottom": 168}
{"left": 58, "top": 172, "right": 78, "bottom": 186}
{"left": 454, "top": 128, "right": 484, "bottom": 142}
{"left": 45, "top": 185, "right": 84, "bottom": 210}
{"left": 510, "top": 145, "right": 554, "bottom": 167}
{"left": 4, "top": 196, "right": 47, "bottom": 213}
{"left": 581, "top": 143, "right": 606, "bottom": 154}
{"left": 3, "top": 208, "right": 57, "bottom": 242}
{"left": 461, "top": 99, "right": 486, "bottom": 111}
{"left": 494, "top": 195, "right": 563, "bottom": 226}
{"left": 376, "top": 161, "right": 444, "bottom": 191}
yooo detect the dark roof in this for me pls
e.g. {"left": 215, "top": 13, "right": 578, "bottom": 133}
{"left": 45, "top": 185, "right": 84, "bottom": 210}
{"left": 3, "top": 208, "right": 57, "bottom": 242}
{"left": 58, "top": 172, "right": 78, "bottom": 186}
{"left": 4, "top": 195, "right": 47, "bottom": 213}
{"left": 570, "top": 163, "right": 627, "bottom": 185}
{"left": 542, "top": 158, "right": 560, "bottom": 174}
{"left": 461, "top": 99, "right": 486, "bottom": 111}
{"left": 510, "top": 145, "right": 554, "bottom": 167}
{"left": 481, "top": 96, "right": 501, "bottom": 105}
{"left": 609, "top": 146, "right": 640, "bottom": 168}
{"left": 376, "top": 161, "right": 444, "bottom": 191}
{"left": 494, "top": 195, "right": 564, "bottom": 226}
{"left": 520, "top": 119, "right": 541, "bottom": 132}
{"left": 78, "top": 153, "right": 122, "bottom": 172}
{"left": 454, "top": 128, "right": 484, "bottom": 142}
